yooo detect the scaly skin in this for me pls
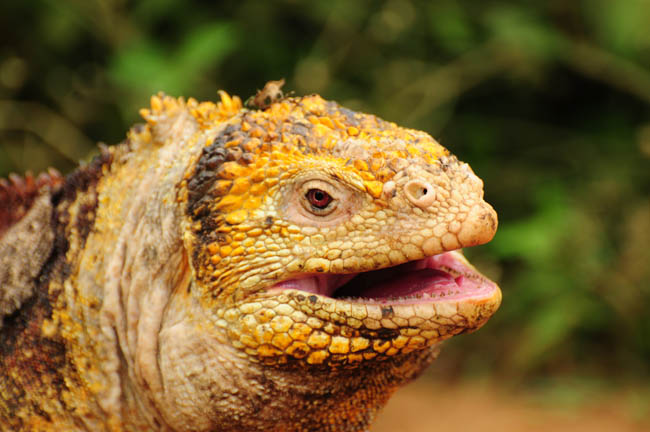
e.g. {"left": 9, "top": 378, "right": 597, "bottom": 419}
{"left": 0, "top": 87, "right": 500, "bottom": 432}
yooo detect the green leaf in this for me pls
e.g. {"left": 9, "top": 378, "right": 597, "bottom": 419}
{"left": 109, "top": 40, "right": 175, "bottom": 95}
{"left": 583, "top": 0, "right": 650, "bottom": 57}
{"left": 512, "top": 294, "right": 581, "bottom": 371}
{"left": 483, "top": 6, "right": 560, "bottom": 60}
{"left": 177, "top": 23, "right": 238, "bottom": 78}
{"left": 490, "top": 184, "right": 571, "bottom": 264}
{"left": 428, "top": 2, "right": 475, "bottom": 54}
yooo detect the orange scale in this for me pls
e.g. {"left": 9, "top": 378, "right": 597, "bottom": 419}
{"left": 218, "top": 162, "right": 249, "bottom": 179}
{"left": 243, "top": 196, "right": 262, "bottom": 210}
{"left": 358, "top": 171, "right": 376, "bottom": 181}
{"left": 230, "top": 178, "right": 251, "bottom": 195}
{"left": 319, "top": 117, "right": 334, "bottom": 129}
{"left": 249, "top": 128, "right": 264, "bottom": 138}
{"left": 353, "top": 160, "right": 369, "bottom": 172}
{"left": 215, "top": 195, "right": 244, "bottom": 212}
{"left": 224, "top": 139, "right": 242, "bottom": 148}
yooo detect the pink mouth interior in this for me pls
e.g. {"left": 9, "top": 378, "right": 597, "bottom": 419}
{"left": 270, "top": 252, "right": 496, "bottom": 304}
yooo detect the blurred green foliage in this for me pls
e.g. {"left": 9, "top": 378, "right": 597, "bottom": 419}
{"left": 1, "top": 0, "right": 649, "bottom": 388}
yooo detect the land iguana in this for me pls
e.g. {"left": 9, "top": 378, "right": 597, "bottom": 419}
{"left": 0, "top": 83, "right": 501, "bottom": 432}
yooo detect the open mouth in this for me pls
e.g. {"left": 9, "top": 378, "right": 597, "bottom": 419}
{"left": 269, "top": 251, "right": 497, "bottom": 305}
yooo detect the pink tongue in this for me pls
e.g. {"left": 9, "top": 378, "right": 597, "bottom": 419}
{"left": 360, "top": 269, "right": 459, "bottom": 298}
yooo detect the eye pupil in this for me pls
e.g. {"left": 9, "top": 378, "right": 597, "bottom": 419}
{"left": 306, "top": 188, "right": 332, "bottom": 210}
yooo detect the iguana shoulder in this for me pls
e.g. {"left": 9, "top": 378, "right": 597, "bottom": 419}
{"left": 0, "top": 84, "right": 500, "bottom": 432}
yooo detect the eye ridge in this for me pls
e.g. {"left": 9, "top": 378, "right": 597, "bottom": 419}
{"left": 306, "top": 188, "right": 333, "bottom": 210}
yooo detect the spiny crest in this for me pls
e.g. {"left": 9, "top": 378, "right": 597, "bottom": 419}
{"left": 0, "top": 169, "right": 63, "bottom": 237}
{"left": 139, "top": 91, "right": 244, "bottom": 130}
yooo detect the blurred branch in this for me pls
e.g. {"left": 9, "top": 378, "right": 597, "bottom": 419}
{"left": 0, "top": 100, "right": 94, "bottom": 164}
{"left": 393, "top": 41, "right": 516, "bottom": 124}
{"left": 42, "top": 0, "right": 135, "bottom": 48}
{"left": 562, "top": 41, "right": 650, "bottom": 105}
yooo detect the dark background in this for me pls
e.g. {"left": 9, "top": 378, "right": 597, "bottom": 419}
{"left": 1, "top": 0, "right": 649, "bottom": 427}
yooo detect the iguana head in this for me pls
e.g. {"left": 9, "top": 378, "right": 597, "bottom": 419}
{"left": 178, "top": 91, "right": 499, "bottom": 362}
{"left": 137, "top": 89, "right": 499, "bottom": 431}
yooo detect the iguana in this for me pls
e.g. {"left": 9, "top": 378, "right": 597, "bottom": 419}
{"left": 0, "top": 83, "right": 500, "bottom": 432}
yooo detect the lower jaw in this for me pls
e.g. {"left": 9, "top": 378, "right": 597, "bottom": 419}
{"left": 277, "top": 286, "right": 502, "bottom": 333}
{"left": 246, "top": 250, "right": 502, "bottom": 358}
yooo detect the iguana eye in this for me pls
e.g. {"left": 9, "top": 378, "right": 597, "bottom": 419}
{"left": 289, "top": 177, "right": 352, "bottom": 224}
{"left": 306, "top": 188, "right": 333, "bottom": 212}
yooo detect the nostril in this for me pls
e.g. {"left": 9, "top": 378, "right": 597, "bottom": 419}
{"left": 404, "top": 180, "right": 436, "bottom": 208}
